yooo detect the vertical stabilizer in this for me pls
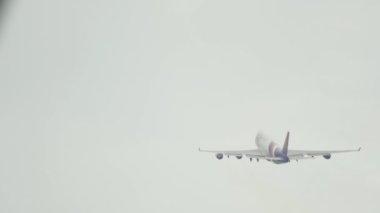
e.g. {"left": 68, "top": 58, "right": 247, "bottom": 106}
{"left": 282, "top": 132, "right": 290, "bottom": 155}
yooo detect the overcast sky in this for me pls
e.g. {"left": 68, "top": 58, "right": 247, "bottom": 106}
{"left": 0, "top": 1, "right": 379, "bottom": 213}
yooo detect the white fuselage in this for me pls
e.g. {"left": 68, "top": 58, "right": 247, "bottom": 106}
{"left": 255, "top": 132, "right": 289, "bottom": 163}
{"left": 255, "top": 132, "right": 277, "bottom": 155}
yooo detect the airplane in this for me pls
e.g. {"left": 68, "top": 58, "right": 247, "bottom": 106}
{"left": 199, "top": 131, "right": 361, "bottom": 164}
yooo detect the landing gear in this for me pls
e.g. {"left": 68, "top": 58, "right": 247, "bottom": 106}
{"left": 257, "top": 158, "right": 259, "bottom": 162}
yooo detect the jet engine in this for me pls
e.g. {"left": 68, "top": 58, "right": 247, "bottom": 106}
{"left": 216, "top": 153, "right": 223, "bottom": 160}
{"left": 236, "top": 156, "right": 242, "bottom": 159}
{"left": 323, "top": 154, "right": 331, "bottom": 159}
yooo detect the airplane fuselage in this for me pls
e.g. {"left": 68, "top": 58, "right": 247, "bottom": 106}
{"left": 256, "top": 132, "right": 289, "bottom": 164}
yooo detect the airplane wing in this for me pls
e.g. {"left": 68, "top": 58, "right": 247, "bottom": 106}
{"left": 198, "top": 148, "right": 282, "bottom": 160}
{"left": 287, "top": 147, "right": 361, "bottom": 158}
{"left": 245, "top": 154, "right": 284, "bottom": 161}
{"left": 288, "top": 155, "right": 316, "bottom": 161}
{"left": 198, "top": 148, "right": 262, "bottom": 157}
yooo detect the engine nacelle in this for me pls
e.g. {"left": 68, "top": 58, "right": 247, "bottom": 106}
{"left": 236, "top": 156, "right": 242, "bottom": 159}
{"left": 216, "top": 153, "right": 223, "bottom": 160}
{"left": 323, "top": 154, "right": 331, "bottom": 159}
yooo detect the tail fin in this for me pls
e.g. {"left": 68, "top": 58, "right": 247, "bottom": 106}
{"left": 282, "top": 131, "right": 290, "bottom": 155}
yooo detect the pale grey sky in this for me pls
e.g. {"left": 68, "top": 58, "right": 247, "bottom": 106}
{"left": 0, "top": 1, "right": 379, "bottom": 213}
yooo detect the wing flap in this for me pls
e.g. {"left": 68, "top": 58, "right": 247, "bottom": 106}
{"left": 288, "top": 155, "right": 315, "bottom": 161}
{"left": 245, "top": 154, "right": 283, "bottom": 161}
{"left": 198, "top": 148, "right": 261, "bottom": 157}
